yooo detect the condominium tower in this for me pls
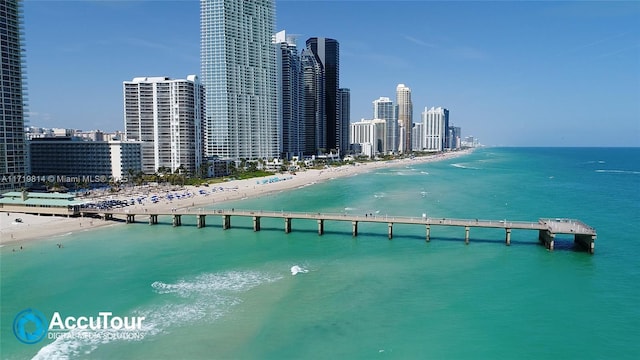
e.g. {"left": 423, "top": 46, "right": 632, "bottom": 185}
{"left": 373, "top": 97, "right": 396, "bottom": 154}
{"left": 422, "top": 106, "right": 449, "bottom": 152}
{"left": 201, "top": 0, "right": 279, "bottom": 160}
{"left": 337, "top": 88, "right": 350, "bottom": 155}
{"left": 302, "top": 37, "right": 340, "bottom": 155}
{"left": 123, "top": 76, "right": 204, "bottom": 175}
{"left": 396, "top": 84, "right": 413, "bottom": 153}
{"left": 350, "top": 118, "right": 386, "bottom": 158}
{"left": 0, "top": 0, "right": 26, "bottom": 192}
{"left": 274, "top": 30, "right": 304, "bottom": 160}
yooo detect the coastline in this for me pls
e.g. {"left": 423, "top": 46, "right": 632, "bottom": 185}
{"left": 0, "top": 149, "right": 474, "bottom": 247}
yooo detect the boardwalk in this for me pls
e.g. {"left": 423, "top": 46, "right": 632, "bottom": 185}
{"left": 82, "top": 209, "right": 597, "bottom": 254}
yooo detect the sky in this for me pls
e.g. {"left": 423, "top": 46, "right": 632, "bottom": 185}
{"left": 22, "top": 0, "right": 640, "bottom": 147}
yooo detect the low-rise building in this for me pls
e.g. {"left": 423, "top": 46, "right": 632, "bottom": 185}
{"left": 29, "top": 137, "right": 142, "bottom": 184}
{"left": 0, "top": 191, "right": 84, "bottom": 216}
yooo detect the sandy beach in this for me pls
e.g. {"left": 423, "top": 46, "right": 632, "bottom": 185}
{"left": 0, "top": 149, "right": 474, "bottom": 247}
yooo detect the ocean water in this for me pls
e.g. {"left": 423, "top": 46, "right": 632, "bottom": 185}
{"left": 1, "top": 147, "right": 639, "bottom": 359}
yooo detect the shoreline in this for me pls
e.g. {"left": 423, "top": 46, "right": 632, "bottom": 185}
{"left": 0, "top": 149, "right": 475, "bottom": 247}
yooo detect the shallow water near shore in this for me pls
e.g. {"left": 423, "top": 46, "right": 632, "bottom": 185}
{"left": 1, "top": 147, "right": 639, "bottom": 359}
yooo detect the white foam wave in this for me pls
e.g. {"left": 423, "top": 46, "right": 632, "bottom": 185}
{"left": 33, "top": 270, "right": 282, "bottom": 360}
{"left": 420, "top": 171, "right": 429, "bottom": 175}
{"left": 451, "top": 163, "right": 480, "bottom": 170}
{"left": 151, "top": 270, "right": 281, "bottom": 297}
{"left": 595, "top": 169, "right": 640, "bottom": 175}
{"left": 52, "top": 232, "right": 73, "bottom": 238}
{"left": 344, "top": 207, "right": 357, "bottom": 211}
{"left": 290, "top": 265, "right": 309, "bottom": 275}
{"left": 373, "top": 193, "right": 385, "bottom": 198}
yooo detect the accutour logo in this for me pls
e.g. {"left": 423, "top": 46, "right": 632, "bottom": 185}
{"left": 13, "top": 309, "right": 146, "bottom": 344}
{"left": 13, "top": 308, "right": 48, "bottom": 344}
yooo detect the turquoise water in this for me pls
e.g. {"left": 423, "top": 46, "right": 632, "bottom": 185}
{"left": 1, "top": 148, "right": 639, "bottom": 359}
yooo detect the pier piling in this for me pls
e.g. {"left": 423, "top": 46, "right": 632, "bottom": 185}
{"left": 172, "top": 215, "right": 181, "bottom": 227}
{"left": 505, "top": 228, "right": 511, "bottom": 246}
{"left": 388, "top": 223, "right": 393, "bottom": 239}
{"left": 197, "top": 214, "right": 206, "bottom": 228}
{"left": 149, "top": 215, "right": 158, "bottom": 225}
{"left": 352, "top": 221, "right": 358, "bottom": 237}
{"left": 575, "top": 233, "right": 596, "bottom": 254}
{"left": 465, "top": 226, "right": 470, "bottom": 244}
{"left": 317, "top": 219, "right": 324, "bottom": 235}
{"left": 539, "top": 230, "right": 555, "bottom": 251}
{"left": 223, "top": 215, "right": 231, "bottom": 230}
{"left": 253, "top": 216, "right": 261, "bottom": 231}
{"left": 284, "top": 218, "right": 291, "bottom": 233}
{"left": 426, "top": 225, "right": 431, "bottom": 242}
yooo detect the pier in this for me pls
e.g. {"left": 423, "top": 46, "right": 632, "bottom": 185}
{"left": 82, "top": 209, "right": 597, "bottom": 254}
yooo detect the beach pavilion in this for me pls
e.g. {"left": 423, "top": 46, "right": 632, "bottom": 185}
{"left": 0, "top": 191, "right": 85, "bottom": 216}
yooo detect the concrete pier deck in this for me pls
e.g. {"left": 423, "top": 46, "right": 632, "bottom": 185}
{"left": 82, "top": 209, "right": 597, "bottom": 254}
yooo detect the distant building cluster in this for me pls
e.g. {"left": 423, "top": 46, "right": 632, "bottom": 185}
{"left": 349, "top": 86, "right": 472, "bottom": 158}
{"left": 0, "top": 0, "right": 480, "bottom": 192}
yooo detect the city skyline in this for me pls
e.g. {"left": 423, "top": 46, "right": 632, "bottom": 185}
{"left": 22, "top": 0, "right": 640, "bottom": 147}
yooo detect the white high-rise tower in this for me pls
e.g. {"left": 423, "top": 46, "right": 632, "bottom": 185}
{"left": 373, "top": 97, "right": 396, "bottom": 154}
{"left": 123, "top": 76, "right": 204, "bottom": 175}
{"left": 422, "top": 106, "right": 449, "bottom": 152}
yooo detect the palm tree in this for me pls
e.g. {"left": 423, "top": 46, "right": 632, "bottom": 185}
{"left": 198, "top": 164, "right": 208, "bottom": 179}
{"left": 228, "top": 162, "right": 238, "bottom": 177}
{"left": 126, "top": 168, "right": 136, "bottom": 184}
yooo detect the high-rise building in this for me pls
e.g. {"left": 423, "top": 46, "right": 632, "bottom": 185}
{"left": 373, "top": 97, "right": 396, "bottom": 154}
{"left": 302, "top": 37, "right": 339, "bottom": 155}
{"left": 274, "top": 30, "right": 304, "bottom": 160}
{"left": 448, "top": 126, "right": 462, "bottom": 149}
{"left": 123, "top": 76, "right": 204, "bottom": 175}
{"left": 422, "top": 106, "right": 449, "bottom": 151}
{"left": 396, "top": 84, "right": 413, "bottom": 153}
{"left": 337, "top": 88, "right": 350, "bottom": 155}
{"left": 412, "top": 122, "right": 424, "bottom": 151}
{"left": 350, "top": 118, "right": 386, "bottom": 158}
{"left": 0, "top": 0, "right": 26, "bottom": 192}
{"left": 301, "top": 48, "right": 321, "bottom": 155}
{"left": 201, "top": 0, "right": 279, "bottom": 160}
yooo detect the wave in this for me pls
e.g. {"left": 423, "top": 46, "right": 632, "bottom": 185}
{"left": 451, "top": 163, "right": 480, "bottom": 170}
{"left": 297, "top": 181, "right": 316, "bottom": 189}
{"left": 290, "top": 265, "right": 309, "bottom": 275}
{"left": 52, "top": 232, "right": 73, "bottom": 238}
{"left": 344, "top": 207, "right": 357, "bottom": 211}
{"left": 420, "top": 171, "right": 429, "bottom": 175}
{"left": 373, "top": 193, "right": 385, "bottom": 198}
{"left": 595, "top": 169, "right": 640, "bottom": 175}
{"left": 33, "top": 270, "right": 282, "bottom": 359}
